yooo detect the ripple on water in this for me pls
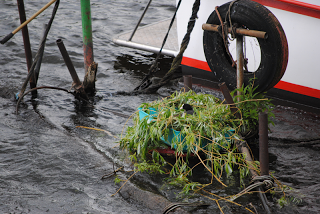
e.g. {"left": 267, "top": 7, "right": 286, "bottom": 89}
{"left": 1, "top": 0, "right": 320, "bottom": 213}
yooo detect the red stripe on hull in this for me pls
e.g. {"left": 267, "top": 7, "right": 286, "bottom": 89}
{"left": 274, "top": 80, "right": 320, "bottom": 99}
{"left": 253, "top": 0, "right": 320, "bottom": 19}
{"left": 182, "top": 57, "right": 320, "bottom": 99}
{"left": 181, "top": 56, "right": 211, "bottom": 72}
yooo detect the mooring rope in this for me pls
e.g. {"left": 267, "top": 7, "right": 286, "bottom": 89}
{"left": 134, "top": 0, "right": 183, "bottom": 91}
{"left": 162, "top": 201, "right": 209, "bottom": 214}
{"left": 118, "top": 0, "right": 200, "bottom": 95}
{"left": 230, "top": 175, "right": 274, "bottom": 202}
{"left": 141, "top": 0, "right": 200, "bottom": 94}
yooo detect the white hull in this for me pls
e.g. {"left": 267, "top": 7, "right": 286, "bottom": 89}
{"left": 113, "top": 0, "right": 320, "bottom": 107}
{"left": 176, "top": 0, "right": 320, "bottom": 105}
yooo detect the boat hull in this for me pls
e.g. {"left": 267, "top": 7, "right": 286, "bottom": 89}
{"left": 176, "top": 0, "right": 320, "bottom": 107}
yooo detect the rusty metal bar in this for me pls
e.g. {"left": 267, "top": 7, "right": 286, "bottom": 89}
{"left": 57, "top": 39, "right": 88, "bottom": 100}
{"left": 236, "top": 35, "right": 244, "bottom": 102}
{"left": 219, "top": 82, "right": 240, "bottom": 119}
{"left": 17, "top": 0, "right": 36, "bottom": 95}
{"left": 183, "top": 75, "right": 192, "bottom": 92}
{"left": 56, "top": 39, "right": 82, "bottom": 87}
{"left": 259, "top": 112, "right": 269, "bottom": 176}
{"left": 202, "top": 24, "right": 267, "bottom": 39}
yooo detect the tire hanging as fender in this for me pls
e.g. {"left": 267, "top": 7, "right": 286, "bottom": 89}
{"left": 203, "top": 0, "right": 288, "bottom": 92}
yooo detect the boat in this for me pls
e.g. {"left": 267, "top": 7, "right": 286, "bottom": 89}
{"left": 113, "top": 0, "right": 320, "bottom": 108}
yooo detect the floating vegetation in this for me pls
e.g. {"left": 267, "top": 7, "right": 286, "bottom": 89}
{"left": 120, "top": 90, "right": 249, "bottom": 182}
{"left": 118, "top": 84, "right": 286, "bottom": 211}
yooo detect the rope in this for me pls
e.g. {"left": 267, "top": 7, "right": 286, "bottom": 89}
{"left": 230, "top": 175, "right": 274, "bottom": 202}
{"left": 17, "top": 0, "right": 60, "bottom": 99}
{"left": 134, "top": 0, "right": 183, "bottom": 91}
{"left": 163, "top": 201, "right": 208, "bottom": 214}
{"left": 215, "top": 5, "right": 236, "bottom": 67}
{"left": 252, "top": 175, "right": 274, "bottom": 189}
{"left": 226, "top": 0, "right": 239, "bottom": 39}
{"left": 132, "top": 0, "right": 201, "bottom": 94}
{"left": 217, "top": 0, "right": 249, "bottom": 71}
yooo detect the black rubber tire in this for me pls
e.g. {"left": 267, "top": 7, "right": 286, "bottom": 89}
{"left": 203, "top": 0, "right": 288, "bottom": 92}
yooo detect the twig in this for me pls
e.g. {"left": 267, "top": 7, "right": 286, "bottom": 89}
{"left": 76, "top": 126, "right": 116, "bottom": 138}
{"left": 111, "top": 171, "right": 138, "bottom": 197}
{"left": 16, "top": 86, "right": 78, "bottom": 114}
{"left": 249, "top": 203, "right": 259, "bottom": 214}
{"left": 101, "top": 165, "right": 124, "bottom": 180}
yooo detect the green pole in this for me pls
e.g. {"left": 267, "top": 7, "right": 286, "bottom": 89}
{"left": 80, "top": 0, "right": 94, "bottom": 72}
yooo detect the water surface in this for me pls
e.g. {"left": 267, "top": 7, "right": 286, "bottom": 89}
{"left": 1, "top": 0, "right": 320, "bottom": 213}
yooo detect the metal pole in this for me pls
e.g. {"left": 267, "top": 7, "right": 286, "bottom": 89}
{"left": 34, "top": 24, "right": 48, "bottom": 87}
{"left": 236, "top": 35, "right": 244, "bottom": 102}
{"left": 56, "top": 39, "right": 82, "bottom": 87}
{"left": 129, "top": 0, "right": 152, "bottom": 41}
{"left": 259, "top": 112, "right": 269, "bottom": 176}
{"left": 183, "top": 75, "right": 192, "bottom": 92}
{"left": 80, "top": 0, "right": 94, "bottom": 72}
{"left": 17, "top": 0, "right": 36, "bottom": 95}
{"left": 56, "top": 39, "right": 88, "bottom": 100}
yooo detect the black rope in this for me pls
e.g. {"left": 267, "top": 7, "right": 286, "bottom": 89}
{"left": 17, "top": 0, "right": 60, "bottom": 99}
{"left": 136, "top": 0, "right": 200, "bottom": 94}
{"left": 215, "top": 5, "right": 236, "bottom": 67}
{"left": 134, "top": 0, "right": 183, "bottom": 91}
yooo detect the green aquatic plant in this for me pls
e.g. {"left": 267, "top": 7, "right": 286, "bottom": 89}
{"left": 117, "top": 87, "right": 282, "bottom": 211}
{"left": 269, "top": 184, "right": 304, "bottom": 208}
{"left": 119, "top": 90, "right": 252, "bottom": 190}
{"left": 114, "top": 175, "right": 122, "bottom": 185}
{"left": 231, "top": 79, "right": 275, "bottom": 138}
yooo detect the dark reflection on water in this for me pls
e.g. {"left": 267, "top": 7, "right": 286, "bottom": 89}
{"left": 1, "top": 0, "right": 320, "bottom": 213}
{"left": 114, "top": 53, "right": 174, "bottom": 79}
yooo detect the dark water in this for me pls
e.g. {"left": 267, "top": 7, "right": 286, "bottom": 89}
{"left": 1, "top": 0, "right": 320, "bottom": 213}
